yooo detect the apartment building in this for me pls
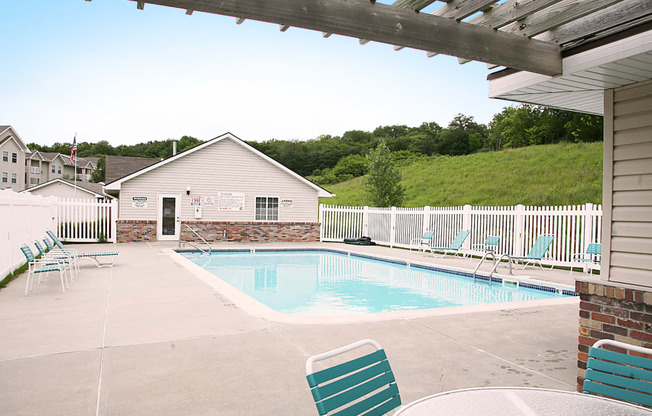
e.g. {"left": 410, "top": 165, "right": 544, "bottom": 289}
{"left": 0, "top": 126, "right": 29, "bottom": 191}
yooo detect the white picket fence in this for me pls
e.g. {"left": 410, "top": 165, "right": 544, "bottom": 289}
{"left": 320, "top": 203, "right": 602, "bottom": 268}
{"left": 0, "top": 190, "right": 117, "bottom": 278}
{"left": 56, "top": 197, "right": 117, "bottom": 243}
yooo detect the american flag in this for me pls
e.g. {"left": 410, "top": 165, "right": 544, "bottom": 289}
{"left": 70, "top": 135, "right": 77, "bottom": 164}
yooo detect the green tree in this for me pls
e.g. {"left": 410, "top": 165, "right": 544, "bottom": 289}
{"left": 91, "top": 155, "right": 106, "bottom": 183}
{"left": 364, "top": 140, "right": 405, "bottom": 207}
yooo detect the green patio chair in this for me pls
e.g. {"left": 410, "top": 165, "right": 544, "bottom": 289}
{"left": 472, "top": 235, "right": 500, "bottom": 253}
{"left": 511, "top": 235, "right": 555, "bottom": 269}
{"left": 429, "top": 230, "right": 470, "bottom": 257}
{"left": 33, "top": 239, "right": 78, "bottom": 281}
{"left": 20, "top": 243, "right": 68, "bottom": 295}
{"left": 571, "top": 243, "right": 601, "bottom": 275}
{"left": 583, "top": 339, "right": 652, "bottom": 408}
{"left": 410, "top": 231, "right": 434, "bottom": 252}
{"left": 46, "top": 229, "right": 119, "bottom": 268}
{"left": 306, "top": 339, "right": 402, "bottom": 416}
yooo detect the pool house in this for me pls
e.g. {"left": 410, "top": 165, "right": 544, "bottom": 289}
{"left": 103, "top": 132, "right": 333, "bottom": 243}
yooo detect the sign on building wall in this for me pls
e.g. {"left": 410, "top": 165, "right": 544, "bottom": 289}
{"left": 218, "top": 192, "right": 245, "bottom": 211}
{"left": 191, "top": 196, "right": 216, "bottom": 206}
{"left": 132, "top": 196, "right": 148, "bottom": 208}
{"left": 280, "top": 199, "right": 293, "bottom": 208}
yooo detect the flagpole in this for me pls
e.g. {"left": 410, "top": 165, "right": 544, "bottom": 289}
{"left": 73, "top": 133, "right": 77, "bottom": 199}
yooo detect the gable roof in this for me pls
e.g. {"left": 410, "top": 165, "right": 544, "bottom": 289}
{"left": 104, "top": 132, "right": 334, "bottom": 198}
{"left": 105, "top": 155, "right": 160, "bottom": 183}
{"left": 22, "top": 178, "right": 112, "bottom": 199}
{"left": 0, "top": 126, "right": 29, "bottom": 152}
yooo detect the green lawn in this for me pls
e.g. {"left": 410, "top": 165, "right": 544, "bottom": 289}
{"left": 320, "top": 142, "right": 603, "bottom": 207}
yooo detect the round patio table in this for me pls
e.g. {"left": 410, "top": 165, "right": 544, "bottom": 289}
{"left": 394, "top": 387, "right": 651, "bottom": 416}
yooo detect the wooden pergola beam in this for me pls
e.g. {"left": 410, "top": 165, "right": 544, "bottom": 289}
{"left": 127, "top": 0, "right": 562, "bottom": 76}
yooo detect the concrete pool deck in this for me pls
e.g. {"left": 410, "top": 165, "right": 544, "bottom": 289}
{"left": 0, "top": 241, "right": 582, "bottom": 415}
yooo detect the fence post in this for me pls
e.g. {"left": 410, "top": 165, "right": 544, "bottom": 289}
{"left": 319, "top": 203, "right": 324, "bottom": 242}
{"left": 110, "top": 199, "right": 118, "bottom": 243}
{"left": 390, "top": 206, "right": 397, "bottom": 248}
{"left": 462, "top": 204, "right": 472, "bottom": 249}
{"left": 582, "top": 203, "right": 594, "bottom": 249}
{"left": 422, "top": 206, "right": 430, "bottom": 234}
{"left": 363, "top": 206, "right": 369, "bottom": 237}
{"left": 514, "top": 204, "right": 525, "bottom": 257}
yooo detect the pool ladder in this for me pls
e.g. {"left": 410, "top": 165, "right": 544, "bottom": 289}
{"left": 181, "top": 224, "right": 212, "bottom": 254}
{"left": 473, "top": 252, "right": 513, "bottom": 286}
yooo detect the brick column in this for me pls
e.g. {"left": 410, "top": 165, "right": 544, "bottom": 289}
{"left": 576, "top": 280, "right": 652, "bottom": 391}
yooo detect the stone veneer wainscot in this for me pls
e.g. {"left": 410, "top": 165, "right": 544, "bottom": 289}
{"left": 117, "top": 220, "right": 157, "bottom": 242}
{"left": 575, "top": 279, "right": 652, "bottom": 391}
{"left": 180, "top": 221, "right": 320, "bottom": 243}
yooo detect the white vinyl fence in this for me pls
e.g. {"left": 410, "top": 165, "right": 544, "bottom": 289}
{"left": 1, "top": 190, "right": 117, "bottom": 278}
{"left": 56, "top": 197, "right": 117, "bottom": 243}
{"left": 320, "top": 203, "right": 602, "bottom": 268}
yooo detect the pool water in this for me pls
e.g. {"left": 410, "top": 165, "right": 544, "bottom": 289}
{"left": 181, "top": 250, "right": 571, "bottom": 316}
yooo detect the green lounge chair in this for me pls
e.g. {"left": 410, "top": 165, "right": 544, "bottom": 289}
{"left": 306, "top": 339, "right": 402, "bottom": 416}
{"left": 583, "top": 339, "right": 652, "bottom": 407}
{"left": 410, "top": 231, "right": 434, "bottom": 252}
{"left": 46, "top": 229, "right": 119, "bottom": 268}
{"left": 571, "top": 243, "right": 601, "bottom": 275}
{"left": 33, "top": 239, "right": 78, "bottom": 281}
{"left": 429, "top": 230, "right": 470, "bottom": 257}
{"left": 511, "top": 235, "right": 555, "bottom": 269}
{"left": 473, "top": 235, "right": 501, "bottom": 253}
{"left": 20, "top": 243, "right": 68, "bottom": 295}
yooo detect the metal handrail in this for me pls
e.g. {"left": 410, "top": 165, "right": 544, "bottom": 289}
{"left": 182, "top": 224, "right": 212, "bottom": 253}
{"left": 473, "top": 252, "right": 513, "bottom": 285}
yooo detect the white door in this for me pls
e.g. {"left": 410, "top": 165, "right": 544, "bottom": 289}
{"left": 157, "top": 194, "right": 181, "bottom": 240}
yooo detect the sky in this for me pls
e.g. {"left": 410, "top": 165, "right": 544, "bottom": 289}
{"left": 2, "top": 0, "right": 510, "bottom": 146}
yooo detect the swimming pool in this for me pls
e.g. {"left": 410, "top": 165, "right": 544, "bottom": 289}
{"left": 177, "top": 250, "right": 576, "bottom": 317}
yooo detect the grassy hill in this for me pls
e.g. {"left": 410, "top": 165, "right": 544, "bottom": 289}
{"left": 320, "top": 142, "right": 603, "bottom": 207}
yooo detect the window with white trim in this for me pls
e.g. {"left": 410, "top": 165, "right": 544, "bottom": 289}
{"left": 51, "top": 165, "right": 55, "bottom": 173}
{"left": 1, "top": 172, "right": 7, "bottom": 183}
{"left": 255, "top": 197, "right": 279, "bottom": 221}
{"left": 2, "top": 151, "right": 7, "bottom": 162}
{"left": 57, "top": 166, "right": 61, "bottom": 174}
{"left": 11, "top": 173, "right": 16, "bottom": 183}
{"left": 11, "top": 153, "right": 17, "bottom": 163}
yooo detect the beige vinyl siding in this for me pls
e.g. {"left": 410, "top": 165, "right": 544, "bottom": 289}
{"left": 0, "top": 138, "right": 26, "bottom": 191}
{"left": 27, "top": 182, "right": 98, "bottom": 200}
{"left": 119, "top": 137, "right": 319, "bottom": 222}
{"left": 605, "top": 80, "right": 652, "bottom": 286}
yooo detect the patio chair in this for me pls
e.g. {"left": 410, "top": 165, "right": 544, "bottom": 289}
{"left": 583, "top": 339, "right": 652, "bottom": 408}
{"left": 410, "top": 231, "right": 434, "bottom": 251}
{"left": 510, "top": 235, "right": 555, "bottom": 269}
{"left": 306, "top": 339, "right": 402, "bottom": 416}
{"left": 429, "top": 230, "right": 470, "bottom": 257}
{"left": 33, "top": 239, "right": 78, "bottom": 281}
{"left": 571, "top": 243, "right": 601, "bottom": 275}
{"left": 46, "top": 229, "right": 119, "bottom": 268}
{"left": 472, "top": 235, "right": 500, "bottom": 253}
{"left": 20, "top": 243, "right": 68, "bottom": 295}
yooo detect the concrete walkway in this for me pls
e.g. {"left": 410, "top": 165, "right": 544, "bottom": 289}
{"left": 0, "top": 242, "right": 581, "bottom": 416}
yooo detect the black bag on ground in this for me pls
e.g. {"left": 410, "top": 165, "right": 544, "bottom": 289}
{"left": 343, "top": 236, "right": 376, "bottom": 245}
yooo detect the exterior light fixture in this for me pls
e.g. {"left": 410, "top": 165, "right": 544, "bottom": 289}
{"left": 186, "top": 186, "right": 191, "bottom": 195}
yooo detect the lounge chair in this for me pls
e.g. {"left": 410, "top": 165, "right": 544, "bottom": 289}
{"left": 410, "top": 231, "right": 434, "bottom": 251}
{"left": 20, "top": 243, "right": 68, "bottom": 295}
{"left": 306, "top": 339, "right": 402, "bottom": 416}
{"left": 583, "top": 339, "right": 652, "bottom": 407}
{"left": 472, "top": 235, "right": 500, "bottom": 253}
{"left": 429, "top": 230, "right": 470, "bottom": 257}
{"left": 46, "top": 229, "right": 119, "bottom": 268}
{"left": 510, "top": 235, "right": 555, "bottom": 269}
{"left": 571, "top": 243, "right": 601, "bottom": 275}
{"left": 33, "top": 239, "right": 78, "bottom": 280}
